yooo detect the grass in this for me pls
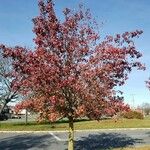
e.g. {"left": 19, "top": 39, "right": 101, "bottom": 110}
{"left": 113, "top": 146, "right": 150, "bottom": 150}
{"left": 0, "top": 117, "right": 150, "bottom": 131}
{"left": 74, "top": 118, "right": 150, "bottom": 130}
{"left": 144, "top": 115, "right": 150, "bottom": 120}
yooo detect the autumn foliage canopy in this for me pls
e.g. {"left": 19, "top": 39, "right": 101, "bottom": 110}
{"left": 0, "top": 0, "right": 144, "bottom": 122}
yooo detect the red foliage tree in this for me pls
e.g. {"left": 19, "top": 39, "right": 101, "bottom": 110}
{"left": 15, "top": 96, "right": 130, "bottom": 122}
{"left": 0, "top": 0, "right": 144, "bottom": 149}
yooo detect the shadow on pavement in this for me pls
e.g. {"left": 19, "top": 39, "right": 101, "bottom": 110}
{"left": 0, "top": 134, "right": 53, "bottom": 150}
{"left": 146, "top": 131, "right": 150, "bottom": 137}
{"left": 75, "top": 132, "right": 143, "bottom": 150}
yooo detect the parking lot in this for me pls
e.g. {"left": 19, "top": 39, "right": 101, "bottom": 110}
{"left": 0, "top": 129, "right": 149, "bottom": 150}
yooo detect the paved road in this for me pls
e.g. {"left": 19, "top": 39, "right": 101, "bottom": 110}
{"left": 0, "top": 129, "right": 150, "bottom": 150}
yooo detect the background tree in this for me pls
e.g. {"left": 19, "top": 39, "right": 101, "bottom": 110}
{"left": 141, "top": 102, "right": 150, "bottom": 115}
{"left": 0, "top": 0, "right": 144, "bottom": 149}
{"left": 0, "top": 50, "right": 20, "bottom": 114}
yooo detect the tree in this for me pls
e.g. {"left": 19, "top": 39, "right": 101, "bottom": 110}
{"left": 14, "top": 95, "right": 130, "bottom": 122}
{"left": 141, "top": 103, "right": 150, "bottom": 115}
{"left": 0, "top": 0, "right": 144, "bottom": 149}
{"left": 0, "top": 50, "right": 20, "bottom": 114}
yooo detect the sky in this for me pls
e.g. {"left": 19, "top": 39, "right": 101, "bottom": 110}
{"left": 0, "top": 0, "right": 150, "bottom": 107}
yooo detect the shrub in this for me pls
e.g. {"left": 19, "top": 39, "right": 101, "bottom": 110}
{"left": 121, "top": 110, "right": 144, "bottom": 119}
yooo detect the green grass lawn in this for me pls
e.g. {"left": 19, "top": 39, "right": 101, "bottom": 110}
{"left": 144, "top": 115, "right": 150, "bottom": 120}
{"left": 0, "top": 117, "right": 150, "bottom": 131}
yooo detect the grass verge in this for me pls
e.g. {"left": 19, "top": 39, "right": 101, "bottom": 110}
{"left": 0, "top": 118, "right": 150, "bottom": 131}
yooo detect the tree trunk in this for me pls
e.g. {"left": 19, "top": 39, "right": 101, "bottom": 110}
{"left": 68, "top": 117, "right": 74, "bottom": 150}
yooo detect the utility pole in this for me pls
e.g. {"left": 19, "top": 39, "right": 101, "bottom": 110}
{"left": 131, "top": 94, "right": 135, "bottom": 110}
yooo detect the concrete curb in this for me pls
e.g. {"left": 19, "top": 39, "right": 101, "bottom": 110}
{"left": 0, "top": 128, "right": 150, "bottom": 133}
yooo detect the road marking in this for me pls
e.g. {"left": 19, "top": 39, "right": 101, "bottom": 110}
{"left": 49, "top": 132, "right": 67, "bottom": 141}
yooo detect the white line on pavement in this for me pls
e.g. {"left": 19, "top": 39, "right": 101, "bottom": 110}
{"left": 49, "top": 132, "right": 67, "bottom": 141}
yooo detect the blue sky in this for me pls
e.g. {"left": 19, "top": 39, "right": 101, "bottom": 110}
{"left": 0, "top": 0, "right": 150, "bottom": 107}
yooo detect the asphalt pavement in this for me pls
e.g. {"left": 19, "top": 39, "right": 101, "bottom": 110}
{"left": 0, "top": 129, "right": 150, "bottom": 150}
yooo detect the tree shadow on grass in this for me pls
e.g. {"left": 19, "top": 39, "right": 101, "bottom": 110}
{"left": 56, "top": 118, "right": 90, "bottom": 124}
{"left": 75, "top": 132, "right": 143, "bottom": 150}
{"left": 0, "top": 133, "right": 54, "bottom": 150}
